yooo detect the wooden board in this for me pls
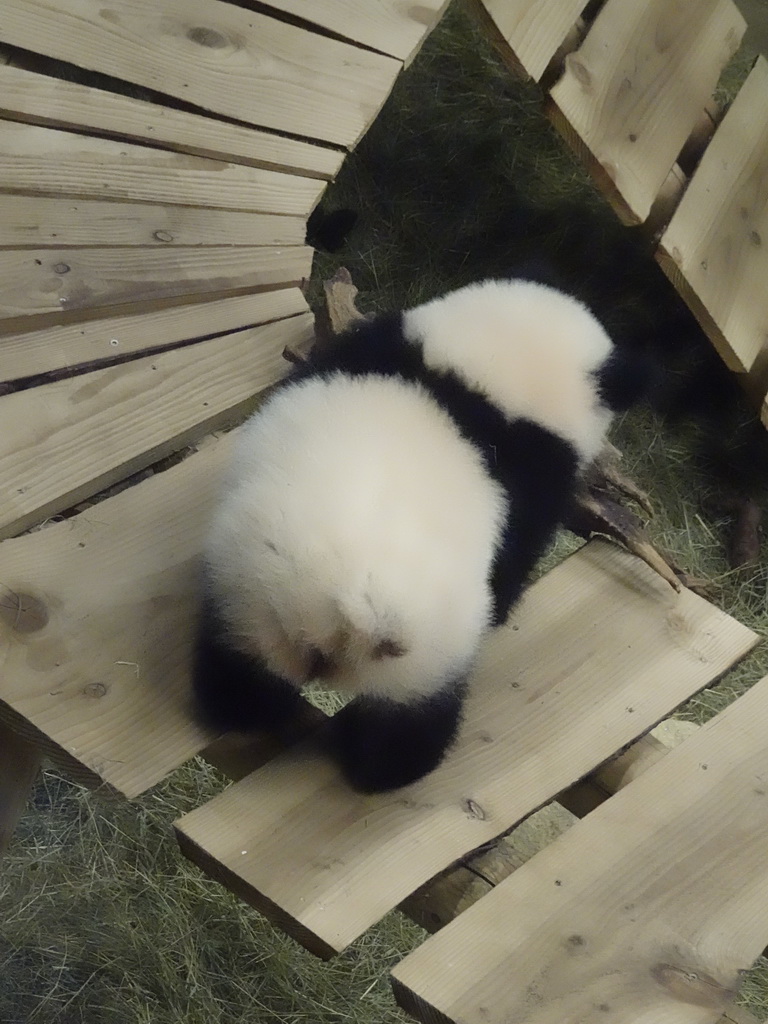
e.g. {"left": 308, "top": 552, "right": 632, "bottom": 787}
{"left": 0, "top": 431, "right": 241, "bottom": 798}
{"left": 260, "top": 0, "right": 449, "bottom": 62}
{"left": 0, "top": 245, "right": 313, "bottom": 328}
{"left": 0, "top": 288, "right": 309, "bottom": 383}
{"left": 0, "top": 63, "right": 343, "bottom": 179}
{"left": 658, "top": 58, "right": 768, "bottom": 374}
{"left": 0, "top": 311, "right": 315, "bottom": 539}
{"left": 0, "top": 718, "right": 41, "bottom": 854}
{"left": 548, "top": 0, "right": 745, "bottom": 223}
{"left": 392, "top": 674, "right": 768, "bottom": 1024}
{"left": 1, "top": 0, "right": 400, "bottom": 148}
{"left": 0, "top": 121, "right": 324, "bottom": 214}
{"left": 174, "top": 540, "right": 757, "bottom": 958}
{"left": 475, "top": 0, "right": 590, "bottom": 81}
{"left": 0, "top": 194, "right": 306, "bottom": 249}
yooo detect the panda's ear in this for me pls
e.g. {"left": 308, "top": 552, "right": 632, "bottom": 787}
{"left": 372, "top": 637, "right": 407, "bottom": 660}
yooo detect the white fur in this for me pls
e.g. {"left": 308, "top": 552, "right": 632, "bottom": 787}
{"left": 403, "top": 278, "right": 614, "bottom": 462}
{"left": 207, "top": 373, "right": 507, "bottom": 703}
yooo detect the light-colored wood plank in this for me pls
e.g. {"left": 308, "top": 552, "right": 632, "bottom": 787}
{"left": 474, "top": 0, "right": 590, "bottom": 81}
{"left": 1, "top": 0, "right": 400, "bottom": 148}
{"left": 0, "top": 245, "right": 313, "bottom": 326}
{"left": 0, "top": 311, "right": 315, "bottom": 539}
{"left": 658, "top": 58, "right": 768, "bottom": 374}
{"left": 261, "top": 0, "right": 449, "bottom": 61}
{"left": 392, "top": 674, "right": 768, "bottom": 1024}
{"left": 174, "top": 541, "right": 757, "bottom": 958}
{"left": 0, "top": 194, "right": 306, "bottom": 249}
{"left": 0, "top": 288, "right": 309, "bottom": 382}
{"left": 0, "top": 719, "right": 41, "bottom": 854}
{"left": 0, "top": 63, "right": 343, "bottom": 179}
{"left": 0, "top": 431, "right": 240, "bottom": 798}
{"left": 0, "top": 121, "right": 324, "bottom": 214}
{"left": 548, "top": 0, "right": 746, "bottom": 223}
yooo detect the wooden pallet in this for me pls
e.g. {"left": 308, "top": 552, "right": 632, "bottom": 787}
{"left": 476, "top": 0, "right": 768, "bottom": 426}
{"left": 2, "top": 2, "right": 768, "bottom": 1022}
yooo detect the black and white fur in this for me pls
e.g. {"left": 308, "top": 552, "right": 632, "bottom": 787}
{"left": 194, "top": 278, "right": 646, "bottom": 792}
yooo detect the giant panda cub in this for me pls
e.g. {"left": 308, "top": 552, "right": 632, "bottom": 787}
{"left": 194, "top": 278, "right": 646, "bottom": 793}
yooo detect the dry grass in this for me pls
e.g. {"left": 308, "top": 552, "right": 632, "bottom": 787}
{"left": 4, "top": 1, "right": 768, "bottom": 1021}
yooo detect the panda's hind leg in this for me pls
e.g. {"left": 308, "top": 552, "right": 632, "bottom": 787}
{"left": 325, "top": 678, "right": 468, "bottom": 793}
{"left": 192, "top": 594, "right": 304, "bottom": 735}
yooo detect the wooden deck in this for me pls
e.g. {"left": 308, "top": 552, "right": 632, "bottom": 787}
{"left": 2, "top": 1, "right": 768, "bottom": 1022}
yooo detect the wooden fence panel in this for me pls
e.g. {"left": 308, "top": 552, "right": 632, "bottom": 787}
{"left": 659, "top": 57, "right": 768, "bottom": 376}
{"left": 548, "top": 0, "right": 745, "bottom": 222}
{"left": 392, "top": 674, "right": 768, "bottom": 1024}
{"left": 0, "top": 245, "right": 313, "bottom": 328}
{"left": 476, "top": 0, "right": 590, "bottom": 80}
{"left": 1, "top": 0, "right": 400, "bottom": 147}
{"left": 175, "top": 541, "right": 757, "bottom": 958}
{"left": 0, "top": 311, "right": 314, "bottom": 539}
{"left": 0, "top": 63, "right": 343, "bottom": 178}
{"left": 0, "top": 121, "right": 324, "bottom": 213}
{"left": 0, "top": 288, "right": 309, "bottom": 383}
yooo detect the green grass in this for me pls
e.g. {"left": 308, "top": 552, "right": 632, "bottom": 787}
{"left": 4, "top": 1, "right": 768, "bottom": 1020}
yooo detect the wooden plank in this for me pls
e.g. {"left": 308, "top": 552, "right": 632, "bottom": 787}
{"left": 0, "top": 431, "right": 240, "bottom": 798}
{"left": 548, "top": 0, "right": 746, "bottom": 223}
{"left": 1, "top": 0, "right": 400, "bottom": 148}
{"left": 0, "top": 719, "right": 41, "bottom": 854}
{"left": 0, "top": 121, "right": 324, "bottom": 214}
{"left": 0, "top": 194, "right": 306, "bottom": 249}
{"left": 0, "top": 288, "right": 309, "bottom": 383}
{"left": 473, "top": 0, "right": 590, "bottom": 81}
{"left": 0, "top": 311, "right": 315, "bottom": 539}
{"left": 174, "top": 540, "right": 757, "bottom": 958}
{"left": 392, "top": 675, "right": 768, "bottom": 1024}
{"left": 0, "top": 245, "right": 313, "bottom": 326}
{"left": 658, "top": 58, "right": 768, "bottom": 374}
{"left": 0, "top": 63, "right": 343, "bottom": 179}
{"left": 260, "top": 0, "right": 449, "bottom": 61}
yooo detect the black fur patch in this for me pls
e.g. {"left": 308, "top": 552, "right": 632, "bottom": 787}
{"left": 295, "top": 311, "right": 581, "bottom": 625}
{"left": 193, "top": 590, "right": 304, "bottom": 734}
{"left": 325, "top": 678, "right": 468, "bottom": 793}
{"left": 594, "top": 346, "right": 657, "bottom": 413}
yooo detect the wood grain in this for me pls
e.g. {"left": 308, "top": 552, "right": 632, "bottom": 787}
{"left": 658, "top": 58, "right": 768, "bottom": 374}
{"left": 0, "top": 194, "right": 306, "bottom": 248}
{"left": 0, "top": 120, "right": 324, "bottom": 213}
{"left": 0, "top": 432, "right": 240, "bottom": 798}
{"left": 548, "top": 0, "right": 745, "bottom": 223}
{"left": 174, "top": 540, "right": 757, "bottom": 958}
{"left": 1, "top": 0, "right": 400, "bottom": 148}
{"left": 0, "top": 288, "right": 309, "bottom": 382}
{"left": 392, "top": 674, "right": 768, "bottom": 1024}
{"left": 0, "top": 245, "right": 313, "bottom": 326}
{"left": 475, "top": 0, "right": 590, "bottom": 80}
{"left": 0, "top": 63, "right": 343, "bottom": 179}
{"left": 261, "top": 0, "right": 449, "bottom": 61}
{"left": 0, "top": 311, "right": 314, "bottom": 538}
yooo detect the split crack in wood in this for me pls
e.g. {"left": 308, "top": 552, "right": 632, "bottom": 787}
{"left": 298, "top": 267, "right": 680, "bottom": 591}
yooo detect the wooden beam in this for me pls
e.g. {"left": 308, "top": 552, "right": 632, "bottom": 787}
{"left": 0, "top": 719, "right": 41, "bottom": 854}
{"left": 0, "top": 311, "right": 314, "bottom": 539}
{"left": 0, "top": 288, "right": 309, "bottom": 383}
{"left": 392, "top": 674, "right": 768, "bottom": 1024}
{"left": 0, "top": 244, "right": 313, "bottom": 328}
{"left": 1, "top": 0, "right": 400, "bottom": 148}
{"left": 0, "top": 120, "right": 324, "bottom": 213}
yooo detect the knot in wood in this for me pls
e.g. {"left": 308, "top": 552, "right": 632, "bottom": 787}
{"left": 153, "top": 230, "right": 174, "bottom": 243}
{"left": 187, "top": 26, "right": 229, "bottom": 48}
{"left": 82, "top": 682, "right": 108, "bottom": 699}
{"left": 463, "top": 798, "right": 487, "bottom": 821}
{"left": 0, "top": 589, "right": 49, "bottom": 633}
{"left": 53, "top": 262, "right": 71, "bottom": 275}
